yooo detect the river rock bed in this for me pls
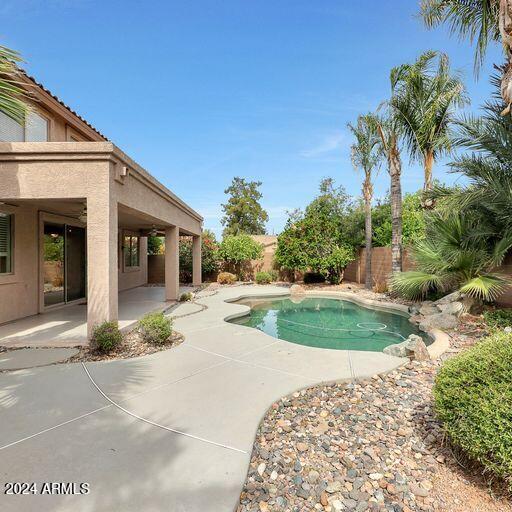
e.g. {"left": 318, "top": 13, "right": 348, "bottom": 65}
{"left": 237, "top": 318, "right": 511, "bottom": 512}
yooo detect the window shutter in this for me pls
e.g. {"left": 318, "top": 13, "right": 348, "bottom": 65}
{"left": 0, "top": 214, "right": 12, "bottom": 273}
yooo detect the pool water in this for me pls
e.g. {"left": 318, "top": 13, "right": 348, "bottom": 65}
{"left": 229, "top": 296, "right": 429, "bottom": 352}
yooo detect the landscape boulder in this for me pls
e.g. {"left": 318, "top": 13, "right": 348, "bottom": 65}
{"left": 383, "top": 334, "right": 430, "bottom": 360}
{"left": 419, "top": 312, "right": 458, "bottom": 332}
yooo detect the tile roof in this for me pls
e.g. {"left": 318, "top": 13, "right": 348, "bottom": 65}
{"left": 19, "top": 68, "right": 109, "bottom": 141}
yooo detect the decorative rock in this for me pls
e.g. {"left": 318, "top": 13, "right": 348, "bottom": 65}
{"left": 437, "top": 301, "right": 464, "bottom": 316}
{"left": 296, "top": 442, "right": 309, "bottom": 452}
{"left": 419, "top": 303, "right": 438, "bottom": 316}
{"left": 419, "top": 312, "right": 458, "bottom": 331}
{"left": 257, "top": 463, "right": 266, "bottom": 476}
{"left": 433, "top": 290, "right": 461, "bottom": 305}
{"left": 308, "top": 470, "right": 320, "bottom": 484}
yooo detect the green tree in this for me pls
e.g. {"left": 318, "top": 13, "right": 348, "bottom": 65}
{"left": 348, "top": 114, "right": 383, "bottom": 289}
{"left": 420, "top": 1, "right": 512, "bottom": 114}
{"left": 179, "top": 229, "right": 219, "bottom": 282}
{"left": 372, "top": 192, "right": 426, "bottom": 248}
{"left": 390, "top": 51, "right": 467, "bottom": 194}
{"left": 274, "top": 178, "right": 356, "bottom": 284}
{"left": 147, "top": 236, "right": 163, "bottom": 255}
{"left": 221, "top": 177, "right": 269, "bottom": 236}
{"left": 218, "top": 234, "right": 263, "bottom": 279}
{"left": 0, "top": 45, "right": 29, "bottom": 124}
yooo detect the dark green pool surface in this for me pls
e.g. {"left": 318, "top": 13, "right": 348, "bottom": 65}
{"left": 229, "top": 296, "right": 428, "bottom": 352}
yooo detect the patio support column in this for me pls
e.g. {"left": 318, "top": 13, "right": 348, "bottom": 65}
{"left": 192, "top": 234, "right": 202, "bottom": 286}
{"left": 86, "top": 195, "right": 118, "bottom": 338}
{"left": 165, "top": 226, "right": 179, "bottom": 301}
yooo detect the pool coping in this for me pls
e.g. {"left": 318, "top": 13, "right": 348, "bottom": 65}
{"left": 223, "top": 287, "right": 450, "bottom": 360}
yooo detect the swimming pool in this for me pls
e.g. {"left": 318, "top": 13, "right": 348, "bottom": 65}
{"left": 228, "top": 296, "right": 429, "bottom": 352}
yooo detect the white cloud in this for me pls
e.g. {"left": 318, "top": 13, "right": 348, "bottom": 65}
{"left": 300, "top": 130, "right": 346, "bottom": 158}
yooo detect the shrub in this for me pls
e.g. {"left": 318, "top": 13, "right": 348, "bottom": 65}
{"left": 255, "top": 271, "right": 272, "bottom": 284}
{"left": 303, "top": 272, "right": 326, "bottom": 284}
{"left": 218, "top": 234, "right": 263, "bottom": 279}
{"left": 217, "top": 272, "right": 237, "bottom": 285}
{"left": 180, "top": 292, "right": 193, "bottom": 302}
{"left": 138, "top": 312, "right": 173, "bottom": 344}
{"left": 179, "top": 229, "right": 219, "bottom": 282}
{"left": 433, "top": 331, "right": 512, "bottom": 488}
{"left": 91, "top": 321, "right": 122, "bottom": 353}
{"left": 483, "top": 308, "right": 512, "bottom": 330}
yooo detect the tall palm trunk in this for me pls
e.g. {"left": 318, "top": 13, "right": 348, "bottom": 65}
{"left": 423, "top": 150, "right": 434, "bottom": 191}
{"left": 363, "top": 175, "right": 373, "bottom": 290}
{"left": 389, "top": 141, "right": 403, "bottom": 273}
{"left": 500, "top": 0, "right": 512, "bottom": 113}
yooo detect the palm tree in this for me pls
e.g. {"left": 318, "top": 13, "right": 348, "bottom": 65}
{"left": 392, "top": 80, "right": 512, "bottom": 304}
{"left": 420, "top": 0, "right": 512, "bottom": 114}
{"left": 370, "top": 111, "right": 404, "bottom": 273}
{"left": 390, "top": 211, "right": 510, "bottom": 303}
{"left": 390, "top": 51, "right": 467, "bottom": 194}
{"left": 0, "top": 45, "right": 29, "bottom": 124}
{"left": 348, "top": 114, "right": 382, "bottom": 289}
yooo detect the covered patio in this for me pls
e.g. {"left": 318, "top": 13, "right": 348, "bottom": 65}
{"left": 0, "top": 142, "right": 203, "bottom": 345}
{"left": 0, "top": 285, "right": 195, "bottom": 347}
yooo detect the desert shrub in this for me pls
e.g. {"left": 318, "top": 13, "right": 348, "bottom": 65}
{"left": 179, "top": 292, "right": 193, "bottom": 302}
{"left": 218, "top": 234, "right": 263, "bottom": 279}
{"left": 138, "top": 312, "right": 173, "bottom": 344}
{"left": 179, "top": 230, "right": 219, "bottom": 282}
{"left": 217, "top": 272, "right": 237, "bottom": 285}
{"left": 433, "top": 331, "right": 512, "bottom": 488}
{"left": 303, "top": 272, "right": 326, "bottom": 284}
{"left": 483, "top": 308, "right": 512, "bottom": 330}
{"left": 91, "top": 321, "right": 122, "bottom": 353}
{"left": 255, "top": 271, "right": 272, "bottom": 284}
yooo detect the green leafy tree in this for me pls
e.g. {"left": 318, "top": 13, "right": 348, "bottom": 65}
{"left": 390, "top": 51, "right": 467, "bottom": 194}
{"left": 275, "top": 178, "right": 356, "bottom": 284}
{"left": 0, "top": 45, "right": 29, "bottom": 124}
{"left": 221, "top": 177, "right": 269, "bottom": 236}
{"left": 179, "top": 229, "right": 219, "bottom": 282}
{"left": 147, "top": 236, "right": 164, "bottom": 255}
{"left": 372, "top": 192, "right": 426, "bottom": 247}
{"left": 348, "top": 114, "right": 383, "bottom": 289}
{"left": 218, "top": 234, "right": 263, "bottom": 279}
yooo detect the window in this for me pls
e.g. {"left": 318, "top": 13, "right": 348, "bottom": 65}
{"left": 123, "top": 235, "right": 140, "bottom": 268}
{"left": 0, "top": 213, "right": 13, "bottom": 274}
{"left": 0, "top": 110, "right": 49, "bottom": 142}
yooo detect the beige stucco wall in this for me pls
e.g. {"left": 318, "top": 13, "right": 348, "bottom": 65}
{"left": 118, "top": 237, "right": 148, "bottom": 291}
{"left": 0, "top": 204, "right": 39, "bottom": 324}
{"left": 0, "top": 142, "right": 202, "bottom": 329}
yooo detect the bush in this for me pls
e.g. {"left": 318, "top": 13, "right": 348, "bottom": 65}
{"left": 483, "top": 308, "right": 512, "bottom": 330}
{"left": 433, "top": 331, "right": 512, "bottom": 488}
{"left": 303, "top": 272, "right": 326, "bottom": 284}
{"left": 179, "top": 292, "right": 193, "bottom": 302}
{"left": 218, "top": 234, "right": 263, "bottom": 279}
{"left": 255, "top": 271, "right": 272, "bottom": 284}
{"left": 217, "top": 272, "right": 237, "bottom": 285}
{"left": 91, "top": 321, "right": 122, "bottom": 353}
{"left": 138, "top": 312, "right": 173, "bottom": 344}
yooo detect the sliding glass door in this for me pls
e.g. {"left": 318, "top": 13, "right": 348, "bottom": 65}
{"left": 43, "top": 222, "right": 86, "bottom": 307}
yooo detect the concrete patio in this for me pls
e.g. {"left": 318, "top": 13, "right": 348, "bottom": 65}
{"left": 0, "top": 285, "right": 407, "bottom": 512}
{"left": 0, "top": 285, "right": 193, "bottom": 347}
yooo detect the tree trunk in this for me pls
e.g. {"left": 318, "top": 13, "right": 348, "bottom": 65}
{"left": 363, "top": 174, "right": 373, "bottom": 290}
{"left": 389, "top": 142, "right": 403, "bottom": 274}
{"left": 500, "top": 0, "right": 512, "bottom": 114}
{"left": 423, "top": 150, "right": 434, "bottom": 192}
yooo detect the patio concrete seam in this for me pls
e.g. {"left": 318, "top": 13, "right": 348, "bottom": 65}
{"left": 347, "top": 350, "right": 356, "bottom": 380}
{"left": 185, "top": 342, "right": 320, "bottom": 383}
{"left": 0, "top": 403, "right": 112, "bottom": 452}
{"left": 81, "top": 362, "right": 249, "bottom": 455}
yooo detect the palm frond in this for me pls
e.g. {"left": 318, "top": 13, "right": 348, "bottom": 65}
{"left": 390, "top": 270, "right": 447, "bottom": 300}
{"left": 459, "top": 273, "right": 511, "bottom": 301}
{"left": 0, "top": 45, "right": 30, "bottom": 125}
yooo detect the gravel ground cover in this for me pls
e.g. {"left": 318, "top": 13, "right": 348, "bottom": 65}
{"left": 238, "top": 313, "right": 511, "bottom": 512}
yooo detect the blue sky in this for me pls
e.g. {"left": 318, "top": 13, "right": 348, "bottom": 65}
{"left": 1, "top": 0, "right": 503, "bottom": 237}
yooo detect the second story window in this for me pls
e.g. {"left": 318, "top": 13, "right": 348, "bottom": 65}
{"left": 0, "top": 110, "right": 49, "bottom": 142}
